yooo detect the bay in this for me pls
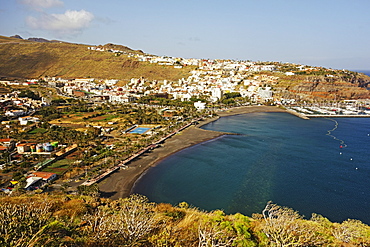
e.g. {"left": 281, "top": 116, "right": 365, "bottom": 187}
{"left": 132, "top": 112, "right": 370, "bottom": 224}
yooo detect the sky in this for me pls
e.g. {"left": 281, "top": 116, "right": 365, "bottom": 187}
{"left": 1, "top": 0, "right": 370, "bottom": 70}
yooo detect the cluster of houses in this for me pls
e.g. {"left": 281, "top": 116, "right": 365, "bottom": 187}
{"left": 0, "top": 139, "right": 58, "bottom": 192}
{"left": 84, "top": 45, "right": 281, "bottom": 103}
{"left": 0, "top": 89, "right": 46, "bottom": 108}
{"left": 4, "top": 47, "right": 339, "bottom": 111}
{"left": 1, "top": 143, "right": 78, "bottom": 193}
{"left": 1, "top": 171, "right": 57, "bottom": 193}
{"left": 43, "top": 74, "right": 276, "bottom": 105}
{"left": 40, "top": 58, "right": 281, "bottom": 105}
{"left": 0, "top": 89, "right": 44, "bottom": 126}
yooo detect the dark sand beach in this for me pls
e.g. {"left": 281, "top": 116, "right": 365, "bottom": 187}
{"left": 98, "top": 105, "right": 287, "bottom": 200}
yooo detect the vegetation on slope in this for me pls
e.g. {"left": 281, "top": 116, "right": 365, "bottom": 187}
{"left": 0, "top": 194, "right": 369, "bottom": 246}
{"left": 0, "top": 35, "right": 193, "bottom": 82}
{"left": 0, "top": 35, "right": 32, "bottom": 44}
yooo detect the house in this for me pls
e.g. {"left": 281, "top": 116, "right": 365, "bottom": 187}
{"left": 19, "top": 116, "right": 32, "bottom": 125}
{"left": 16, "top": 143, "right": 36, "bottom": 153}
{"left": 109, "top": 94, "right": 136, "bottom": 103}
{"left": 24, "top": 171, "right": 57, "bottom": 189}
{"left": 73, "top": 90, "right": 88, "bottom": 97}
{"left": 153, "top": 93, "right": 169, "bottom": 99}
{"left": 0, "top": 138, "right": 12, "bottom": 146}
{"left": 257, "top": 87, "right": 273, "bottom": 101}
{"left": 24, "top": 177, "right": 43, "bottom": 189}
{"left": 0, "top": 138, "right": 14, "bottom": 152}
{"left": 105, "top": 79, "right": 118, "bottom": 86}
{"left": 162, "top": 110, "right": 178, "bottom": 118}
{"left": 74, "top": 78, "right": 94, "bottom": 83}
{"left": 5, "top": 109, "right": 25, "bottom": 117}
{"left": 31, "top": 172, "right": 57, "bottom": 183}
{"left": 194, "top": 101, "right": 206, "bottom": 110}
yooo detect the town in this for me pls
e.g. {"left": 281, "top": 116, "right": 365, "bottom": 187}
{"left": 1, "top": 47, "right": 370, "bottom": 196}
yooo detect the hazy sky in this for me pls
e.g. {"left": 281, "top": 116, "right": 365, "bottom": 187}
{"left": 1, "top": 0, "right": 370, "bottom": 70}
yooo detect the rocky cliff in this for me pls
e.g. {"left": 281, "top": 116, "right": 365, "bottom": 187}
{"left": 273, "top": 72, "right": 370, "bottom": 101}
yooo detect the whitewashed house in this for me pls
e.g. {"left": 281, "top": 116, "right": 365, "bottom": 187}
{"left": 194, "top": 101, "right": 206, "bottom": 110}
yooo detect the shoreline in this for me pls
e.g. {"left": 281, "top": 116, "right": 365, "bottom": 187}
{"left": 97, "top": 105, "right": 287, "bottom": 200}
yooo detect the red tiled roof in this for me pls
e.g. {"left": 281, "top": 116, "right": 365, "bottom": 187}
{"left": 32, "top": 172, "right": 56, "bottom": 180}
{"left": 16, "top": 143, "right": 36, "bottom": 147}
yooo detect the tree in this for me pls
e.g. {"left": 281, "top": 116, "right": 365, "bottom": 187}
{"left": 83, "top": 194, "right": 159, "bottom": 245}
{"left": 77, "top": 184, "right": 100, "bottom": 197}
{"left": 113, "top": 194, "right": 158, "bottom": 243}
{"left": 198, "top": 211, "right": 236, "bottom": 247}
{"left": 197, "top": 210, "right": 258, "bottom": 247}
{"left": 18, "top": 89, "right": 41, "bottom": 100}
{"left": 0, "top": 201, "right": 53, "bottom": 246}
{"left": 332, "top": 219, "right": 370, "bottom": 245}
{"left": 259, "top": 201, "right": 302, "bottom": 246}
{"left": 83, "top": 208, "right": 113, "bottom": 245}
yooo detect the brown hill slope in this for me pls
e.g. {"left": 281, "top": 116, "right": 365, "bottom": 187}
{"left": 0, "top": 36, "right": 193, "bottom": 81}
{"left": 272, "top": 73, "right": 370, "bottom": 100}
{"left": 0, "top": 35, "right": 31, "bottom": 44}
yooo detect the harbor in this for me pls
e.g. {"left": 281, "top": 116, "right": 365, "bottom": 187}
{"left": 286, "top": 102, "right": 370, "bottom": 119}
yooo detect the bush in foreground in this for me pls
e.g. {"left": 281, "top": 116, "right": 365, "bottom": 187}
{"left": 0, "top": 195, "right": 369, "bottom": 246}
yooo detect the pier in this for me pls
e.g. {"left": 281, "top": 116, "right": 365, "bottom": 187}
{"left": 307, "top": 114, "right": 370, "bottom": 118}
{"left": 286, "top": 105, "right": 370, "bottom": 119}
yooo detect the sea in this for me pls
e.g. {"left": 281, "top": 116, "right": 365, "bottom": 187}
{"left": 132, "top": 71, "right": 370, "bottom": 225}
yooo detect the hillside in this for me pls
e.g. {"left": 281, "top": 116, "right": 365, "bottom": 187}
{"left": 0, "top": 194, "right": 369, "bottom": 246}
{"left": 270, "top": 72, "right": 370, "bottom": 100}
{"left": 0, "top": 35, "right": 194, "bottom": 82}
{"left": 0, "top": 35, "right": 32, "bottom": 44}
{"left": 1, "top": 35, "right": 370, "bottom": 101}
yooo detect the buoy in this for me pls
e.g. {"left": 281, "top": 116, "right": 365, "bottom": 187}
{"left": 340, "top": 145, "right": 343, "bottom": 148}
{"left": 339, "top": 152, "right": 342, "bottom": 155}
{"left": 350, "top": 158, "right": 353, "bottom": 161}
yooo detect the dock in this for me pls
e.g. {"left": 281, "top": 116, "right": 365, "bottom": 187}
{"left": 306, "top": 114, "right": 370, "bottom": 118}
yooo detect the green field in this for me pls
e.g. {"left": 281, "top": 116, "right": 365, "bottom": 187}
{"left": 41, "top": 159, "right": 71, "bottom": 175}
{"left": 91, "top": 114, "right": 118, "bottom": 122}
{"left": 28, "top": 128, "right": 47, "bottom": 134}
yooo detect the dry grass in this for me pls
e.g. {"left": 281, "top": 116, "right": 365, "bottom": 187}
{"left": 0, "top": 36, "right": 31, "bottom": 44}
{"left": 0, "top": 37, "right": 194, "bottom": 82}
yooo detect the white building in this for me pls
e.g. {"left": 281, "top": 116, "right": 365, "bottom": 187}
{"left": 194, "top": 101, "right": 206, "bottom": 110}
{"left": 5, "top": 110, "right": 25, "bottom": 117}
{"left": 211, "top": 87, "right": 223, "bottom": 102}
{"left": 257, "top": 87, "right": 273, "bottom": 101}
{"left": 105, "top": 79, "right": 119, "bottom": 86}
{"left": 109, "top": 94, "right": 136, "bottom": 103}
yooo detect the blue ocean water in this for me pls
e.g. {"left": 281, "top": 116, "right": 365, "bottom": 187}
{"left": 132, "top": 113, "right": 370, "bottom": 224}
